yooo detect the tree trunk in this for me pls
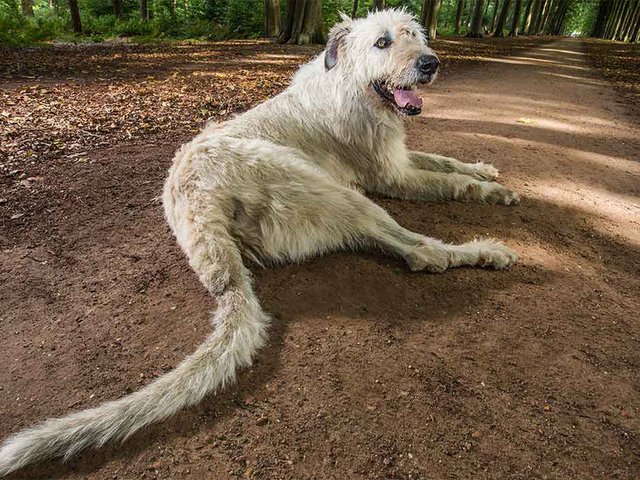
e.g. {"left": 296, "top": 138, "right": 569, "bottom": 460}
{"left": 527, "top": 0, "right": 541, "bottom": 33}
{"left": 538, "top": 0, "right": 553, "bottom": 33}
{"left": 613, "top": 0, "right": 630, "bottom": 40}
{"left": 468, "top": 0, "right": 487, "bottom": 37}
{"left": 592, "top": 0, "right": 608, "bottom": 37}
{"left": 421, "top": 0, "right": 442, "bottom": 39}
{"left": 548, "top": 0, "right": 567, "bottom": 34}
{"left": 509, "top": 0, "right": 522, "bottom": 35}
{"left": 520, "top": 0, "right": 533, "bottom": 33}
{"left": 21, "top": 0, "right": 34, "bottom": 16}
{"left": 531, "top": 0, "right": 546, "bottom": 33}
{"left": 372, "top": 0, "right": 384, "bottom": 10}
{"left": 279, "top": 0, "right": 325, "bottom": 45}
{"left": 610, "top": 0, "right": 624, "bottom": 39}
{"left": 351, "top": 0, "right": 358, "bottom": 18}
{"left": 619, "top": 0, "right": 636, "bottom": 40}
{"left": 421, "top": 0, "right": 430, "bottom": 27}
{"left": 140, "top": 0, "right": 148, "bottom": 20}
{"left": 623, "top": 1, "right": 640, "bottom": 41}
{"left": 278, "top": 0, "right": 295, "bottom": 42}
{"left": 265, "top": 0, "right": 281, "bottom": 37}
{"left": 466, "top": 0, "right": 475, "bottom": 27}
{"left": 493, "top": 0, "right": 511, "bottom": 36}
{"left": 69, "top": 0, "right": 82, "bottom": 32}
{"left": 612, "top": 0, "right": 626, "bottom": 38}
{"left": 631, "top": 5, "right": 640, "bottom": 42}
{"left": 454, "top": 0, "right": 465, "bottom": 34}
{"left": 491, "top": 0, "right": 501, "bottom": 31}
{"left": 601, "top": 0, "right": 620, "bottom": 38}
{"left": 112, "top": 0, "right": 122, "bottom": 17}
{"left": 300, "top": 0, "right": 324, "bottom": 43}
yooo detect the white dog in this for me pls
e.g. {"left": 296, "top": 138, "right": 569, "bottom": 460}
{"left": 0, "top": 9, "right": 519, "bottom": 475}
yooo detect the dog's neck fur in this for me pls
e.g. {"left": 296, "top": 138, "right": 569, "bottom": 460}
{"left": 218, "top": 53, "right": 411, "bottom": 188}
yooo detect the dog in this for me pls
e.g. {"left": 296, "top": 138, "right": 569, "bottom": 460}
{"left": 0, "top": 9, "right": 519, "bottom": 475}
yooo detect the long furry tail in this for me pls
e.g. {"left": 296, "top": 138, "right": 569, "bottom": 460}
{"left": 0, "top": 197, "right": 270, "bottom": 475}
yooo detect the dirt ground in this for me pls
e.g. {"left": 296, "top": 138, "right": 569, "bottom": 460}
{"left": 1, "top": 37, "right": 639, "bottom": 479}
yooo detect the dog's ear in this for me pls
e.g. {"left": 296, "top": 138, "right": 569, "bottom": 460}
{"left": 325, "top": 16, "right": 353, "bottom": 71}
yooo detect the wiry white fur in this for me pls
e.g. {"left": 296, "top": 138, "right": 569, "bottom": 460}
{"left": 0, "top": 9, "right": 519, "bottom": 476}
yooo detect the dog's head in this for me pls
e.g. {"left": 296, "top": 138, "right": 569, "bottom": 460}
{"left": 324, "top": 9, "right": 439, "bottom": 116}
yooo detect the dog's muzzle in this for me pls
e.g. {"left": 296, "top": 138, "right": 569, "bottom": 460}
{"left": 415, "top": 54, "right": 440, "bottom": 83}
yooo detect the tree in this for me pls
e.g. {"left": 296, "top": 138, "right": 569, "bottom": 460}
{"left": 540, "top": 0, "right": 555, "bottom": 33}
{"left": 509, "top": 0, "right": 522, "bottom": 35}
{"left": 530, "top": 0, "right": 548, "bottom": 34}
{"left": 468, "top": 0, "right": 487, "bottom": 37}
{"left": 21, "top": 0, "right": 34, "bottom": 16}
{"left": 591, "top": 0, "right": 640, "bottom": 41}
{"left": 454, "top": 0, "right": 465, "bottom": 34}
{"left": 421, "top": 0, "right": 442, "bottom": 39}
{"left": 520, "top": 0, "right": 533, "bottom": 33}
{"left": 112, "top": 0, "right": 122, "bottom": 18}
{"left": 493, "top": 0, "right": 511, "bottom": 36}
{"left": 623, "top": 1, "right": 640, "bottom": 41}
{"left": 372, "top": 0, "right": 384, "bottom": 10}
{"left": 140, "top": 0, "right": 148, "bottom": 20}
{"left": 548, "top": 0, "right": 568, "bottom": 35}
{"left": 527, "top": 0, "right": 543, "bottom": 33}
{"left": 351, "top": 0, "right": 358, "bottom": 18}
{"left": 278, "top": 0, "right": 326, "bottom": 45}
{"left": 491, "top": 0, "right": 501, "bottom": 31}
{"left": 466, "top": 0, "right": 475, "bottom": 27}
{"left": 265, "top": 0, "right": 281, "bottom": 37}
{"left": 69, "top": 0, "right": 81, "bottom": 32}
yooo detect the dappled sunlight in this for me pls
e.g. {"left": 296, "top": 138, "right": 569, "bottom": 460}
{"left": 476, "top": 56, "right": 591, "bottom": 72}
{"left": 538, "top": 48, "right": 587, "bottom": 56}
{"left": 425, "top": 97, "right": 628, "bottom": 134}
{"left": 568, "top": 148, "right": 640, "bottom": 176}
{"left": 515, "top": 240, "right": 617, "bottom": 279}
{"left": 540, "top": 71, "right": 607, "bottom": 86}
{"left": 523, "top": 180, "right": 640, "bottom": 247}
{"left": 450, "top": 132, "right": 640, "bottom": 188}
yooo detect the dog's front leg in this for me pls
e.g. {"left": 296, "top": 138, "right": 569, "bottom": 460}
{"left": 376, "top": 166, "right": 520, "bottom": 205}
{"left": 409, "top": 151, "right": 499, "bottom": 181}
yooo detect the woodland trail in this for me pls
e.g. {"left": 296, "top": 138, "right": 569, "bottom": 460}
{"left": 1, "top": 39, "right": 639, "bottom": 479}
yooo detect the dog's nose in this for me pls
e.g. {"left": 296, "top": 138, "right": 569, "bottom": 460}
{"left": 416, "top": 55, "right": 440, "bottom": 75}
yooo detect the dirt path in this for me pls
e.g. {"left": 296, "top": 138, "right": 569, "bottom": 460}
{"left": 1, "top": 39, "right": 639, "bottom": 479}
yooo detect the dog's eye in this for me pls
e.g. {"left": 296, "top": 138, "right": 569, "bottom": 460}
{"left": 374, "top": 37, "right": 390, "bottom": 49}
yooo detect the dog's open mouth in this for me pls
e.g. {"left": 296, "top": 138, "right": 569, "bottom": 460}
{"left": 372, "top": 81, "right": 423, "bottom": 116}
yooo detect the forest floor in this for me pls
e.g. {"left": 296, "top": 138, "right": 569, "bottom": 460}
{"left": 1, "top": 37, "right": 639, "bottom": 479}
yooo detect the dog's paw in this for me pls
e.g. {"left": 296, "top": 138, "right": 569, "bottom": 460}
{"left": 465, "top": 239, "right": 518, "bottom": 270}
{"left": 481, "top": 183, "right": 520, "bottom": 205}
{"left": 403, "top": 243, "right": 450, "bottom": 273}
{"left": 468, "top": 162, "right": 499, "bottom": 181}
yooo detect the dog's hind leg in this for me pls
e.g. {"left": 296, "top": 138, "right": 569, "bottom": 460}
{"left": 409, "top": 152, "right": 499, "bottom": 181}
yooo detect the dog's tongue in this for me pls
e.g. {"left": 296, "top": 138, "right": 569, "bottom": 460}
{"left": 393, "top": 88, "right": 423, "bottom": 109}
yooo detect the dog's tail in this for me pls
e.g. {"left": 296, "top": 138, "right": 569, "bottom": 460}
{"left": 0, "top": 199, "right": 270, "bottom": 476}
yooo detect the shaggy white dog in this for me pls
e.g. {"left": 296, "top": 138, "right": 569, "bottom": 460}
{"left": 0, "top": 9, "right": 519, "bottom": 475}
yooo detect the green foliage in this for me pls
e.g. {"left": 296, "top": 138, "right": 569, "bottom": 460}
{"left": 225, "top": 0, "right": 263, "bottom": 37}
{"left": 564, "top": 0, "right": 598, "bottom": 36}
{"left": 0, "top": 4, "right": 70, "bottom": 45}
{"left": 0, "top": 0, "right": 625, "bottom": 46}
